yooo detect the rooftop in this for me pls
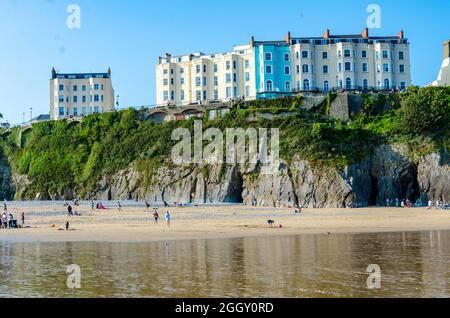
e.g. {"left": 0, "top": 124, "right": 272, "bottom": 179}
{"left": 51, "top": 68, "right": 112, "bottom": 80}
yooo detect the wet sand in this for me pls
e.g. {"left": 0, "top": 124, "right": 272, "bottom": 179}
{"left": 1, "top": 204, "right": 450, "bottom": 243}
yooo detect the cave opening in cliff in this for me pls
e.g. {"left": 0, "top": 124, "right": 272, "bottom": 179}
{"left": 225, "top": 172, "right": 244, "bottom": 204}
{"left": 370, "top": 176, "right": 379, "bottom": 206}
{"left": 401, "top": 168, "right": 420, "bottom": 202}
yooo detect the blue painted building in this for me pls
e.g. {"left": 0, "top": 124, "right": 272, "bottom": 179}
{"left": 254, "top": 35, "right": 293, "bottom": 99}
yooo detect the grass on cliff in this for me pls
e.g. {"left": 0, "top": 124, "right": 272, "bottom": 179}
{"left": 0, "top": 86, "right": 448, "bottom": 199}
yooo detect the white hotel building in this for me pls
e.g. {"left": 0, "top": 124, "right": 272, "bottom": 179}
{"left": 156, "top": 28, "right": 412, "bottom": 106}
{"left": 50, "top": 68, "right": 116, "bottom": 120}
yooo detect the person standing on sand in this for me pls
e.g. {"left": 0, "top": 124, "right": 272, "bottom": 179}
{"left": 21, "top": 212, "right": 25, "bottom": 228}
{"left": 165, "top": 211, "right": 171, "bottom": 228}
{"left": 91, "top": 200, "right": 95, "bottom": 213}
{"left": 117, "top": 201, "right": 122, "bottom": 212}
{"left": 67, "top": 205, "right": 73, "bottom": 217}
{"left": 153, "top": 210, "right": 159, "bottom": 224}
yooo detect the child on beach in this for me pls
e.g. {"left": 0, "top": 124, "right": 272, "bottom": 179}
{"left": 165, "top": 211, "right": 171, "bottom": 228}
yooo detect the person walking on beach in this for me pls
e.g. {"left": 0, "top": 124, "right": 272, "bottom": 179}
{"left": 21, "top": 212, "right": 25, "bottom": 228}
{"left": 91, "top": 200, "right": 95, "bottom": 213}
{"left": 153, "top": 209, "right": 159, "bottom": 224}
{"left": 165, "top": 211, "right": 171, "bottom": 228}
{"left": 67, "top": 205, "right": 73, "bottom": 217}
{"left": 117, "top": 201, "right": 122, "bottom": 212}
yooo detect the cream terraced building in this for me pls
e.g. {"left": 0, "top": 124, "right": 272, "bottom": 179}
{"left": 50, "top": 68, "right": 116, "bottom": 120}
{"left": 156, "top": 45, "right": 256, "bottom": 106}
{"left": 156, "top": 28, "right": 412, "bottom": 106}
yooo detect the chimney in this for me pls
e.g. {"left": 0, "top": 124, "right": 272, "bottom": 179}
{"left": 444, "top": 40, "right": 450, "bottom": 59}
{"left": 361, "top": 28, "right": 369, "bottom": 39}
{"left": 250, "top": 36, "right": 255, "bottom": 48}
{"left": 397, "top": 29, "right": 404, "bottom": 39}
{"left": 285, "top": 31, "right": 291, "bottom": 44}
{"left": 323, "top": 29, "right": 330, "bottom": 39}
{"left": 108, "top": 68, "right": 112, "bottom": 75}
{"left": 51, "top": 67, "right": 56, "bottom": 79}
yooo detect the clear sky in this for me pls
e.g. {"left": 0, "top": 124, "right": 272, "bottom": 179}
{"left": 0, "top": 0, "right": 449, "bottom": 125}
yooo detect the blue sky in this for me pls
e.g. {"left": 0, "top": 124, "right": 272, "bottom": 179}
{"left": 0, "top": 0, "right": 449, "bottom": 124}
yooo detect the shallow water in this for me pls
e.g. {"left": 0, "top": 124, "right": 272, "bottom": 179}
{"left": 0, "top": 231, "right": 449, "bottom": 298}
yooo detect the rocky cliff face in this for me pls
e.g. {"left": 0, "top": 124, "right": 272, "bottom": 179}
{"left": 0, "top": 159, "right": 14, "bottom": 201}
{"left": 3, "top": 145, "right": 449, "bottom": 207}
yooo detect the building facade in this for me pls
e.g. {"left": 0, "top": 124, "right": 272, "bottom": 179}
{"left": 50, "top": 68, "right": 115, "bottom": 120}
{"left": 431, "top": 40, "right": 449, "bottom": 87}
{"left": 156, "top": 28, "right": 412, "bottom": 106}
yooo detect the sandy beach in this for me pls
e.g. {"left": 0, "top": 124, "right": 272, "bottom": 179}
{"left": 1, "top": 203, "right": 450, "bottom": 243}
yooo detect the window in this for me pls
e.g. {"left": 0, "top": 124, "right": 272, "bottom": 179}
{"left": 400, "top": 82, "right": 406, "bottom": 91}
{"left": 180, "top": 77, "right": 185, "bottom": 85}
{"left": 226, "top": 87, "right": 231, "bottom": 98}
{"left": 163, "top": 69, "right": 168, "bottom": 75}
{"left": 233, "top": 87, "right": 237, "bottom": 98}
{"left": 170, "top": 69, "right": 174, "bottom": 75}
{"left": 265, "top": 65, "right": 272, "bottom": 74}
{"left": 323, "top": 81, "right": 329, "bottom": 92}
{"left": 94, "top": 95, "right": 99, "bottom": 102}
{"left": 285, "top": 81, "right": 291, "bottom": 92}
{"left": 233, "top": 61, "right": 237, "bottom": 70}
{"left": 363, "top": 79, "right": 369, "bottom": 90}
{"left": 266, "top": 80, "right": 273, "bottom": 91}
{"left": 180, "top": 90, "right": 185, "bottom": 101}
{"left": 59, "top": 95, "right": 65, "bottom": 103}
{"left": 382, "top": 50, "right": 389, "bottom": 59}
{"left": 196, "top": 77, "right": 201, "bottom": 87}
{"left": 284, "top": 66, "right": 290, "bottom": 75}
{"left": 383, "top": 63, "right": 389, "bottom": 72}
{"left": 245, "top": 72, "right": 250, "bottom": 82}
{"left": 399, "top": 64, "right": 405, "bottom": 73}
{"left": 170, "top": 78, "right": 174, "bottom": 85}
{"left": 226, "top": 61, "right": 231, "bottom": 70}
{"left": 226, "top": 73, "right": 232, "bottom": 83}
{"left": 345, "top": 78, "right": 352, "bottom": 90}
{"left": 82, "top": 85, "right": 86, "bottom": 91}
{"left": 196, "top": 90, "right": 202, "bottom": 101}
{"left": 163, "top": 90, "right": 168, "bottom": 101}
{"left": 73, "top": 96, "right": 78, "bottom": 103}
{"left": 180, "top": 67, "right": 185, "bottom": 74}
{"left": 214, "top": 76, "right": 218, "bottom": 86}
{"left": 362, "top": 50, "right": 367, "bottom": 58}
{"left": 344, "top": 49, "right": 351, "bottom": 58}
{"left": 322, "top": 52, "right": 328, "bottom": 59}
{"left": 284, "top": 53, "right": 290, "bottom": 62}
{"left": 59, "top": 84, "right": 64, "bottom": 91}
{"left": 82, "top": 107, "right": 87, "bottom": 116}
{"left": 338, "top": 50, "right": 342, "bottom": 58}
{"left": 59, "top": 107, "right": 64, "bottom": 116}
{"left": 265, "top": 52, "right": 272, "bottom": 61}
{"left": 73, "top": 107, "right": 78, "bottom": 117}
{"left": 94, "top": 84, "right": 99, "bottom": 90}
{"left": 245, "top": 86, "right": 250, "bottom": 97}
{"left": 296, "top": 52, "right": 299, "bottom": 59}
{"left": 203, "top": 65, "right": 207, "bottom": 73}
{"left": 345, "top": 62, "right": 351, "bottom": 71}
{"left": 245, "top": 60, "right": 250, "bottom": 69}
{"left": 94, "top": 106, "right": 100, "bottom": 113}
{"left": 82, "top": 96, "right": 86, "bottom": 103}
{"left": 323, "top": 65, "right": 329, "bottom": 74}
{"left": 213, "top": 64, "right": 218, "bottom": 73}
{"left": 203, "top": 90, "right": 207, "bottom": 100}
{"left": 73, "top": 85, "right": 78, "bottom": 91}
{"left": 171, "top": 91, "right": 175, "bottom": 100}
{"left": 384, "top": 79, "right": 390, "bottom": 90}
{"left": 362, "top": 63, "right": 368, "bottom": 72}
{"left": 338, "top": 63, "right": 342, "bottom": 72}
{"left": 296, "top": 65, "right": 300, "bottom": 74}
{"left": 399, "top": 51, "right": 404, "bottom": 60}
{"left": 214, "top": 90, "right": 219, "bottom": 100}
{"left": 196, "top": 65, "right": 201, "bottom": 73}
{"left": 203, "top": 77, "right": 207, "bottom": 86}
{"left": 101, "top": 95, "right": 104, "bottom": 102}
{"left": 163, "top": 78, "right": 168, "bottom": 86}
{"left": 303, "top": 79, "right": 310, "bottom": 91}
{"left": 302, "top": 51, "right": 308, "bottom": 58}
{"left": 302, "top": 64, "right": 309, "bottom": 73}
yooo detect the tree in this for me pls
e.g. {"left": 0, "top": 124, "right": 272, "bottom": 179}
{"left": 398, "top": 87, "right": 450, "bottom": 135}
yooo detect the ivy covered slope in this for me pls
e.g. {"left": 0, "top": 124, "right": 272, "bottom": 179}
{"left": 0, "top": 86, "right": 448, "bottom": 200}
